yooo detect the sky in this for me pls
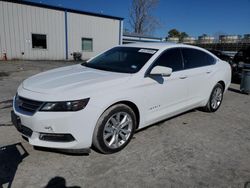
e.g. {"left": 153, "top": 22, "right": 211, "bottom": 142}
{"left": 26, "top": 0, "right": 250, "bottom": 38}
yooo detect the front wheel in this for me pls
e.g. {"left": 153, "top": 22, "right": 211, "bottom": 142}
{"left": 203, "top": 83, "right": 224, "bottom": 112}
{"left": 93, "top": 104, "right": 136, "bottom": 154}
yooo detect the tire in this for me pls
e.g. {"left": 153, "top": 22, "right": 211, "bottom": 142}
{"left": 203, "top": 83, "right": 224, "bottom": 112}
{"left": 93, "top": 104, "right": 136, "bottom": 154}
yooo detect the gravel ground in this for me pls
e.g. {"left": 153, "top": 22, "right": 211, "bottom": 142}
{"left": 0, "top": 60, "right": 250, "bottom": 188}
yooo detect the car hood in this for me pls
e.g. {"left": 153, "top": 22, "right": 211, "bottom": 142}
{"left": 22, "top": 64, "right": 131, "bottom": 96}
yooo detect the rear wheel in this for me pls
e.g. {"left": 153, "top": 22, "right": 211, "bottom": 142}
{"left": 203, "top": 83, "right": 224, "bottom": 112}
{"left": 93, "top": 104, "right": 136, "bottom": 154}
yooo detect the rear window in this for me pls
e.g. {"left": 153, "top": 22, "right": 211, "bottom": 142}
{"left": 182, "top": 48, "right": 215, "bottom": 69}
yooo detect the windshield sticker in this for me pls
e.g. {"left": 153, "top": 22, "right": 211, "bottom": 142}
{"left": 138, "top": 49, "right": 157, "bottom": 54}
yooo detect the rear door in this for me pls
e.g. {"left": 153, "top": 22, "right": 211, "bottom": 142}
{"left": 181, "top": 48, "right": 216, "bottom": 104}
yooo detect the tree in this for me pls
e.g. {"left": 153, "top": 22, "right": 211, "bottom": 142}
{"left": 168, "top": 29, "right": 180, "bottom": 38}
{"left": 123, "top": 28, "right": 130, "bottom": 34}
{"left": 180, "top": 32, "right": 189, "bottom": 41}
{"left": 129, "top": 0, "right": 159, "bottom": 35}
{"left": 166, "top": 29, "right": 189, "bottom": 41}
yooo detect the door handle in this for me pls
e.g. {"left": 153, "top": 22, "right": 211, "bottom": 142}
{"left": 206, "top": 71, "right": 212, "bottom": 74}
{"left": 179, "top": 76, "right": 187, "bottom": 79}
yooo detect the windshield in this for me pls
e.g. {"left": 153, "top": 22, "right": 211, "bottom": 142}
{"left": 82, "top": 47, "right": 157, "bottom": 73}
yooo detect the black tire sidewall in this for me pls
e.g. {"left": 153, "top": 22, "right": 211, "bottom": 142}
{"left": 94, "top": 105, "right": 136, "bottom": 154}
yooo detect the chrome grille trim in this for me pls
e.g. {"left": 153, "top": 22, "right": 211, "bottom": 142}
{"left": 15, "top": 95, "right": 43, "bottom": 115}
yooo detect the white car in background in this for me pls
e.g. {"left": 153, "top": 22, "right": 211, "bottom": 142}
{"left": 12, "top": 43, "right": 231, "bottom": 154}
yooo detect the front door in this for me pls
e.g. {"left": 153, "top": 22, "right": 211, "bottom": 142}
{"left": 139, "top": 48, "right": 189, "bottom": 126}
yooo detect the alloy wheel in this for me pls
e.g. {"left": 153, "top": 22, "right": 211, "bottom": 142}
{"left": 103, "top": 112, "right": 133, "bottom": 149}
{"left": 211, "top": 87, "right": 223, "bottom": 110}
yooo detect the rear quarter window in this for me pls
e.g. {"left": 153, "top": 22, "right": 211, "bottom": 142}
{"left": 182, "top": 48, "right": 216, "bottom": 69}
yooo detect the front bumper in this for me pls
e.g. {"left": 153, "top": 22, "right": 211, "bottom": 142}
{"left": 12, "top": 97, "right": 98, "bottom": 150}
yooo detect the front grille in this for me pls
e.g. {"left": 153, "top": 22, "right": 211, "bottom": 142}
{"left": 16, "top": 95, "right": 43, "bottom": 113}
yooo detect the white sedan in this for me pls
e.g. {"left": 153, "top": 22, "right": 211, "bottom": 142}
{"left": 12, "top": 43, "right": 231, "bottom": 154}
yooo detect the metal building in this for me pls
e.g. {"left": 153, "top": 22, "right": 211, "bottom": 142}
{"left": 123, "top": 32, "right": 163, "bottom": 44}
{"left": 242, "top": 34, "right": 250, "bottom": 43}
{"left": 198, "top": 36, "right": 215, "bottom": 44}
{"left": 219, "top": 35, "right": 241, "bottom": 43}
{"left": 182, "top": 37, "right": 196, "bottom": 44}
{"left": 167, "top": 37, "right": 179, "bottom": 43}
{"left": 0, "top": 0, "right": 123, "bottom": 60}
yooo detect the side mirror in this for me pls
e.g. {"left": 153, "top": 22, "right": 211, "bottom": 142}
{"left": 150, "top": 66, "right": 172, "bottom": 77}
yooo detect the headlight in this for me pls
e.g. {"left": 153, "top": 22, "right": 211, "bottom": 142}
{"left": 40, "top": 98, "right": 90, "bottom": 112}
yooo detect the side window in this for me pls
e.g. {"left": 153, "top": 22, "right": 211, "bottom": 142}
{"left": 82, "top": 38, "right": 93, "bottom": 52}
{"left": 182, "top": 48, "right": 215, "bottom": 69}
{"left": 32, "top": 34, "right": 47, "bottom": 49}
{"left": 153, "top": 48, "right": 183, "bottom": 72}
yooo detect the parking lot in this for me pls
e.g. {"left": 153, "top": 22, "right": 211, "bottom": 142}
{"left": 0, "top": 60, "right": 250, "bottom": 188}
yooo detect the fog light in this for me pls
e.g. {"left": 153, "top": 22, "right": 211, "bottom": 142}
{"left": 39, "top": 133, "right": 75, "bottom": 142}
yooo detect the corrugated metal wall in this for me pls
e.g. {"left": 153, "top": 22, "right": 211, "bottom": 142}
{"left": 0, "top": 1, "right": 121, "bottom": 60}
{"left": 0, "top": 1, "right": 65, "bottom": 60}
{"left": 67, "top": 13, "right": 120, "bottom": 60}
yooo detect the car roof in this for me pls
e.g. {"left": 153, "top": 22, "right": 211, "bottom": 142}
{"left": 122, "top": 42, "right": 203, "bottom": 51}
{"left": 121, "top": 42, "right": 219, "bottom": 60}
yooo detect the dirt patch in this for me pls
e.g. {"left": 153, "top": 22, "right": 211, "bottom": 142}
{"left": 0, "top": 99, "right": 13, "bottom": 110}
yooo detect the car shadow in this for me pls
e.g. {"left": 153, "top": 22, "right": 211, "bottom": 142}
{"left": 244, "top": 181, "right": 250, "bottom": 188}
{"left": 44, "top": 176, "right": 81, "bottom": 188}
{"left": 228, "top": 87, "right": 249, "bottom": 95}
{"left": 33, "top": 146, "right": 90, "bottom": 156}
{"left": 228, "top": 87, "right": 243, "bottom": 94}
{"left": 0, "top": 143, "right": 29, "bottom": 188}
